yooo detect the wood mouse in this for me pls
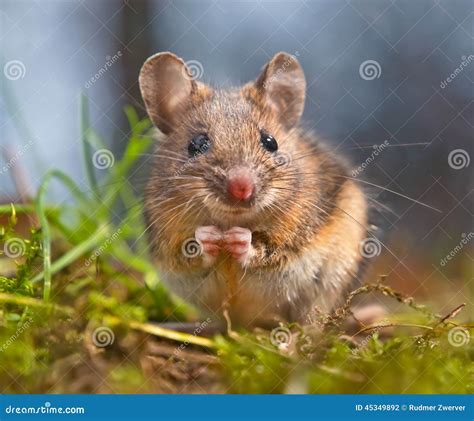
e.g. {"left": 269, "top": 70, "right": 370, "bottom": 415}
{"left": 139, "top": 51, "right": 372, "bottom": 327}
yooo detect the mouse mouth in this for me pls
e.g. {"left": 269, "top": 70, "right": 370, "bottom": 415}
{"left": 199, "top": 165, "right": 263, "bottom": 221}
{"left": 212, "top": 197, "right": 256, "bottom": 213}
{"left": 202, "top": 193, "right": 259, "bottom": 223}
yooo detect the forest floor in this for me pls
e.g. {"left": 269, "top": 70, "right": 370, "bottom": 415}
{"left": 1, "top": 105, "right": 472, "bottom": 394}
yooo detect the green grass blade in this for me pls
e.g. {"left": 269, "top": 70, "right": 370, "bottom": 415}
{"left": 34, "top": 170, "right": 97, "bottom": 297}
{"left": 30, "top": 223, "right": 111, "bottom": 284}
{"left": 80, "top": 93, "right": 98, "bottom": 197}
{"left": 0, "top": 204, "right": 60, "bottom": 214}
{"left": 35, "top": 175, "right": 52, "bottom": 300}
{"left": 124, "top": 105, "right": 139, "bottom": 131}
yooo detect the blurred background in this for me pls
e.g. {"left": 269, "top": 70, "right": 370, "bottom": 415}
{"left": 1, "top": 0, "right": 472, "bottom": 316}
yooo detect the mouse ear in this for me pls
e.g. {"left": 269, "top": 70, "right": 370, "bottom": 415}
{"left": 139, "top": 52, "right": 196, "bottom": 134}
{"left": 254, "top": 52, "right": 306, "bottom": 129}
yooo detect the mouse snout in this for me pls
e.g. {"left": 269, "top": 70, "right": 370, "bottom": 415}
{"left": 226, "top": 167, "right": 255, "bottom": 202}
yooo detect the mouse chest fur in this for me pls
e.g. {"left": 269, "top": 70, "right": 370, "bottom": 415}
{"left": 156, "top": 233, "right": 362, "bottom": 327}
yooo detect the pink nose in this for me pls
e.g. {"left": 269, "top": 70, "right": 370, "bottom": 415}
{"left": 227, "top": 167, "right": 255, "bottom": 202}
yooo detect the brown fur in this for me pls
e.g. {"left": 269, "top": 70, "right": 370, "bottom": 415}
{"left": 140, "top": 52, "right": 370, "bottom": 326}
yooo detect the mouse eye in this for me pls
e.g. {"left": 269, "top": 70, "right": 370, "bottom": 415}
{"left": 260, "top": 131, "right": 278, "bottom": 152}
{"left": 188, "top": 134, "right": 211, "bottom": 157}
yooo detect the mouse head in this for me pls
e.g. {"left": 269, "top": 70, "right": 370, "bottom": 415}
{"left": 139, "top": 52, "right": 307, "bottom": 223}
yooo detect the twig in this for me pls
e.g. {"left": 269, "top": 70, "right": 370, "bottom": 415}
{"left": 351, "top": 322, "right": 433, "bottom": 337}
{"left": 434, "top": 303, "right": 466, "bottom": 327}
{"left": 323, "top": 280, "right": 437, "bottom": 329}
{"left": 0, "top": 292, "right": 74, "bottom": 315}
{"left": 105, "top": 316, "right": 215, "bottom": 349}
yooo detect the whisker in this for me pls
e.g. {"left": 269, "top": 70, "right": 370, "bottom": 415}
{"left": 343, "top": 142, "right": 430, "bottom": 150}
{"left": 340, "top": 176, "right": 441, "bottom": 213}
{"left": 149, "top": 154, "right": 189, "bottom": 163}
{"left": 272, "top": 170, "right": 440, "bottom": 213}
{"left": 367, "top": 196, "right": 400, "bottom": 218}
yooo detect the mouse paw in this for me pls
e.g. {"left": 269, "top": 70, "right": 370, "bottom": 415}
{"left": 195, "top": 226, "right": 223, "bottom": 267}
{"left": 224, "top": 227, "right": 253, "bottom": 265}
